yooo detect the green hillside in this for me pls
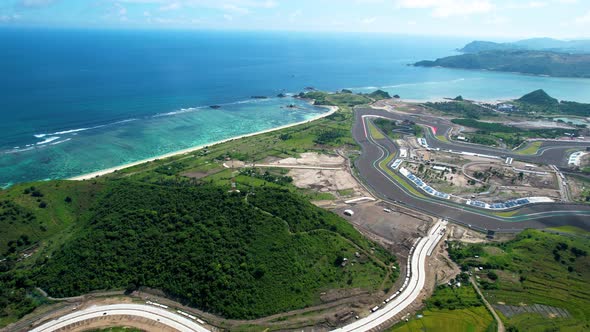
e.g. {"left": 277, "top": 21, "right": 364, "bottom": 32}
{"left": 517, "top": 89, "right": 558, "bottom": 107}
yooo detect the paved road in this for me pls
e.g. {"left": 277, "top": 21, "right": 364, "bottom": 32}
{"left": 333, "top": 220, "right": 445, "bottom": 332}
{"left": 29, "top": 304, "right": 210, "bottom": 332}
{"left": 353, "top": 107, "right": 590, "bottom": 232}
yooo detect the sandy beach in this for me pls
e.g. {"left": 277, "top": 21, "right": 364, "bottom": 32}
{"left": 69, "top": 105, "right": 338, "bottom": 181}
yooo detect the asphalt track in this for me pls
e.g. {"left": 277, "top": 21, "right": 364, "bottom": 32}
{"left": 334, "top": 220, "right": 445, "bottom": 332}
{"left": 353, "top": 107, "right": 590, "bottom": 232}
{"left": 29, "top": 304, "right": 209, "bottom": 332}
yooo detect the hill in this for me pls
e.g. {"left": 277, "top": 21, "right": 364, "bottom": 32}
{"left": 459, "top": 38, "right": 590, "bottom": 54}
{"left": 31, "top": 182, "right": 394, "bottom": 319}
{"left": 414, "top": 50, "right": 590, "bottom": 78}
{"left": 517, "top": 89, "right": 559, "bottom": 106}
{"left": 513, "top": 89, "right": 590, "bottom": 116}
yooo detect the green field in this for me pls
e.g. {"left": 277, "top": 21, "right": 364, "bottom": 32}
{"left": 368, "top": 121, "right": 386, "bottom": 139}
{"left": 515, "top": 141, "right": 542, "bottom": 155}
{"left": 389, "top": 307, "right": 494, "bottom": 332}
{"left": 86, "top": 328, "right": 144, "bottom": 332}
{"left": 389, "top": 276, "right": 495, "bottom": 332}
{"left": 449, "top": 229, "right": 590, "bottom": 331}
{"left": 451, "top": 119, "right": 577, "bottom": 148}
{"left": 547, "top": 226, "right": 590, "bottom": 236}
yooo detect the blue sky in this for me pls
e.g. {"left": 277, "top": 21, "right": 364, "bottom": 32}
{"left": 0, "top": 0, "right": 588, "bottom": 38}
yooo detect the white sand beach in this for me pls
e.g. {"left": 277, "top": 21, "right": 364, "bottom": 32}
{"left": 69, "top": 105, "right": 338, "bottom": 180}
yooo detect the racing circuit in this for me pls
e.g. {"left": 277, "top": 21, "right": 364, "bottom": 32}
{"left": 354, "top": 106, "right": 590, "bottom": 232}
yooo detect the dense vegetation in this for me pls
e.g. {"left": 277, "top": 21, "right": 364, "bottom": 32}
{"left": 373, "top": 118, "right": 422, "bottom": 139}
{"left": 448, "top": 229, "right": 590, "bottom": 331}
{"left": 32, "top": 182, "right": 394, "bottom": 319}
{"left": 451, "top": 118, "right": 579, "bottom": 148}
{"left": 415, "top": 50, "right": 590, "bottom": 78}
{"left": 424, "top": 101, "right": 497, "bottom": 119}
{"left": 512, "top": 90, "right": 590, "bottom": 117}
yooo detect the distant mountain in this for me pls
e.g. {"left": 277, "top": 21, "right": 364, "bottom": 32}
{"left": 459, "top": 38, "right": 590, "bottom": 54}
{"left": 414, "top": 50, "right": 590, "bottom": 78}
{"left": 459, "top": 41, "right": 521, "bottom": 53}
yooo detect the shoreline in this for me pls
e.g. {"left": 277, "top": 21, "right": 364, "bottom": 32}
{"left": 69, "top": 105, "right": 338, "bottom": 181}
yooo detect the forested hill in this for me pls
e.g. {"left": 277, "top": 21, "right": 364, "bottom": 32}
{"left": 414, "top": 50, "right": 590, "bottom": 78}
{"left": 4, "top": 180, "right": 396, "bottom": 320}
{"left": 459, "top": 38, "right": 590, "bottom": 54}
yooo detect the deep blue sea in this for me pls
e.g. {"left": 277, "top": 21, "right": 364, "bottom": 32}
{"left": 2, "top": 28, "right": 590, "bottom": 187}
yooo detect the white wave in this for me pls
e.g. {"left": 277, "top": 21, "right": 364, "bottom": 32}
{"left": 33, "top": 118, "right": 137, "bottom": 139}
{"left": 151, "top": 97, "right": 279, "bottom": 118}
{"left": 49, "top": 138, "right": 72, "bottom": 145}
{"left": 113, "top": 118, "right": 137, "bottom": 124}
{"left": 52, "top": 127, "right": 94, "bottom": 135}
{"left": 36, "top": 136, "right": 60, "bottom": 145}
{"left": 153, "top": 107, "right": 204, "bottom": 118}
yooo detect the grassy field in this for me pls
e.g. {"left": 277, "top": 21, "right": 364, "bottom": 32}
{"left": 389, "top": 307, "right": 494, "bottom": 332}
{"left": 389, "top": 278, "right": 495, "bottom": 332}
{"left": 86, "top": 328, "right": 144, "bottom": 332}
{"left": 368, "top": 120, "right": 386, "bottom": 140}
{"left": 449, "top": 229, "right": 590, "bottom": 331}
{"left": 515, "top": 141, "right": 542, "bottom": 155}
{"left": 547, "top": 226, "right": 590, "bottom": 236}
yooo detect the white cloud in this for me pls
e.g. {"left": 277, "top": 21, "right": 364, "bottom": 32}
{"left": 0, "top": 14, "right": 21, "bottom": 23}
{"left": 575, "top": 10, "right": 590, "bottom": 25}
{"left": 18, "top": 0, "right": 57, "bottom": 8}
{"left": 505, "top": 1, "right": 547, "bottom": 9}
{"left": 223, "top": 4, "right": 250, "bottom": 15}
{"left": 223, "top": 14, "right": 233, "bottom": 20}
{"left": 361, "top": 17, "right": 377, "bottom": 24}
{"left": 395, "top": 0, "right": 494, "bottom": 17}
{"left": 160, "top": 2, "right": 182, "bottom": 11}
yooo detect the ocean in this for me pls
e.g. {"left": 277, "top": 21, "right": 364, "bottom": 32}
{"left": 1, "top": 28, "right": 590, "bottom": 187}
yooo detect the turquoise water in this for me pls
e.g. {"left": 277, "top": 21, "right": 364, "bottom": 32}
{"left": 0, "top": 98, "right": 326, "bottom": 187}
{"left": 2, "top": 29, "right": 590, "bottom": 187}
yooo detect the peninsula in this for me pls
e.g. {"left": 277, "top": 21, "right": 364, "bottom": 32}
{"left": 414, "top": 37, "right": 590, "bottom": 78}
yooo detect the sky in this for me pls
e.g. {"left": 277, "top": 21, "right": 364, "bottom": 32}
{"left": 0, "top": 0, "right": 589, "bottom": 39}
